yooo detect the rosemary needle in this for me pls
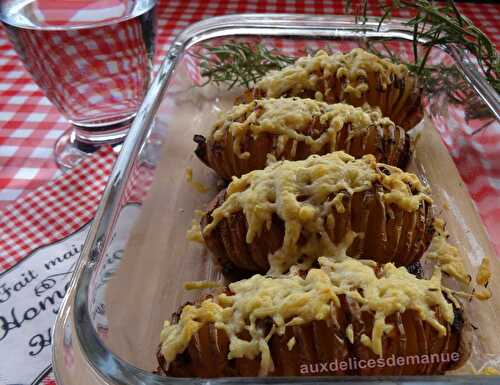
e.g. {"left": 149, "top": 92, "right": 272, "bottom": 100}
{"left": 192, "top": 41, "right": 294, "bottom": 90}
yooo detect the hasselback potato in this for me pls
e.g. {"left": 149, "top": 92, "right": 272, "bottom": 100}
{"left": 238, "top": 48, "right": 423, "bottom": 130}
{"left": 195, "top": 98, "right": 411, "bottom": 180}
{"left": 201, "top": 152, "right": 434, "bottom": 275}
{"left": 157, "top": 257, "right": 470, "bottom": 377}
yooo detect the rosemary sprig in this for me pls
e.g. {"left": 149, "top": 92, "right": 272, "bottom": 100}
{"left": 363, "top": 0, "right": 499, "bottom": 94}
{"left": 192, "top": 41, "right": 295, "bottom": 89}
{"left": 356, "top": 0, "right": 498, "bottom": 122}
{"left": 364, "top": 40, "right": 491, "bottom": 122}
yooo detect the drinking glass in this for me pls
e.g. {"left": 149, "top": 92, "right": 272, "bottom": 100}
{"left": 0, "top": 0, "right": 157, "bottom": 169}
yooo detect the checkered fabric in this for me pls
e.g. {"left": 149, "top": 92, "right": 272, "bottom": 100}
{"left": 437, "top": 113, "right": 500, "bottom": 254}
{"left": 0, "top": 146, "right": 115, "bottom": 272}
{"left": 0, "top": 1, "right": 498, "bottom": 383}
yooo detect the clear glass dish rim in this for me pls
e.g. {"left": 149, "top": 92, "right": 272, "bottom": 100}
{"left": 52, "top": 13, "right": 500, "bottom": 385}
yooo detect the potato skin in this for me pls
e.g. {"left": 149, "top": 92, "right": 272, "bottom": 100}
{"left": 157, "top": 296, "right": 470, "bottom": 377}
{"left": 194, "top": 107, "right": 411, "bottom": 180}
{"left": 200, "top": 182, "right": 434, "bottom": 275}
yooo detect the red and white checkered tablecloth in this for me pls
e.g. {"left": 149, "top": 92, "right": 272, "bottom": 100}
{"left": 0, "top": 146, "right": 115, "bottom": 272}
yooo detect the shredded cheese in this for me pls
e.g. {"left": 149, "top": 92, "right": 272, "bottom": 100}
{"left": 186, "top": 220, "right": 204, "bottom": 244}
{"left": 255, "top": 48, "right": 408, "bottom": 99}
{"left": 319, "top": 256, "right": 453, "bottom": 356}
{"left": 160, "top": 257, "right": 455, "bottom": 375}
{"left": 187, "top": 209, "right": 206, "bottom": 244}
{"left": 476, "top": 255, "right": 491, "bottom": 286}
{"left": 211, "top": 98, "right": 395, "bottom": 160}
{"left": 480, "top": 367, "right": 500, "bottom": 375}
{"left": 474, "top": 288, "right": 492, "bottom": 301}
{"left": 186, "top": 167, "right": 209, "bottom": 193}
{"left": 184, "top": 280, "right": 221, "bottom": 290}
{"left": 203, "top": 152, "right": 431, "bottom": 274}
{"left": 346, "top": 323, "right": 354, "bottom": 344}
{"left": 425, "top": 218, "right": 469, "bottom": 284}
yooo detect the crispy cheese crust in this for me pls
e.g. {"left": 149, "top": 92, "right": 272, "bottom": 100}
{"left": 157, "top": 259, "right": 470, "bottom": 377}
{"left": 240, "top": 48, "right": 423, "bottom": 130}
{"left": 201, "top": 152, "right": 433, "bottom": 274}
{"left": 195, "top": 98, "right": 411, "bottom": 180}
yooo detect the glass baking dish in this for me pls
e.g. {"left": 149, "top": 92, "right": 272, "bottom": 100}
{"left": 52, "top": 13, "right": 500, "bottom": 385}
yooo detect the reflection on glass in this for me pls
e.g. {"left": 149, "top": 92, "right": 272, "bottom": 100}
{"left": 0, "top": 0, "right": 157, "bottom": 168}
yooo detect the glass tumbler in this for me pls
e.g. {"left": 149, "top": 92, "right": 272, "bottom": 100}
{"left": 0, "top": 0, "right": 157, "bottom": 169}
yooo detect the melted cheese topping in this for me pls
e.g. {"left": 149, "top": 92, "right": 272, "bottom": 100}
{"left": 425, "top": 218, "right": 469, "bottom": 283}
{"left": 203, "top": 152, "right": 431, "bottom": 274}
{"left": 319, "top": 257, "right": 453, "bottom": 356}
{"left": 255, "top": 48, "right": 408, "bottom": 99}
{"left": 186, "top": 167, "right": 209, "bottom": 193}
{"left": 159, "top": 257, "right": 455, "bottom": 375}
{"left": 476, "top": 255, "right": 491, "bottom": 286}
{"left": 187, "top": 210, "right": 206, "bottom": 244}
{"left": 184, "top": 280, "right": 221, "bottom": 290}
{"left": 474, "top": 288, "right": 492, "bottom": 301}
{"left": 186, "top": 219, "right": 204, "bottom": 244}
{"left": 211, "top": 98, "right": 394, "bottom": 160}
{"left": 480, "top": 367, "right": 500, "bottom": 375}
{"left": 346, "top": 323, "right": 354, "bottom": 344}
